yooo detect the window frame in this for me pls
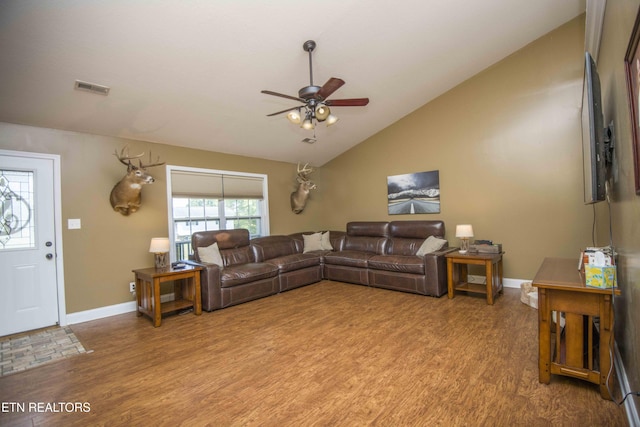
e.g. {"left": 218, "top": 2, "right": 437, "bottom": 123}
{"left": 165, "top": 165, "right": 270, "bottom": 262}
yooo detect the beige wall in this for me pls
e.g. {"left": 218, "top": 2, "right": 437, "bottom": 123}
{"left": 598, "top": 0, "right": 640, "bottom": 410}
{"left": 321, "top": 16, "right": 593, "bottom": 281}
{"left": 0, "top": 124, "right": 321, "bottom": 313}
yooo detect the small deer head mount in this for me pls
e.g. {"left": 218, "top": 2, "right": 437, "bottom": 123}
{"left": 109, "top": 146, "right": 165, "bottom": 216}
{"left": 290, "top": 162, "right": 317, "bottom": 214}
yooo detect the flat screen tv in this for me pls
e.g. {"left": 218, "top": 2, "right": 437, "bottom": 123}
{"left": 581, "top": 51, "right": 607, "bottom": 204}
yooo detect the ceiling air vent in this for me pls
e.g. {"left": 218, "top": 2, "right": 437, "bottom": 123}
{"left": 74, "top": 80, "right": 110, "bottom": 95}
{"left": 301, "top": 137, "right": 316, "bottom": 144}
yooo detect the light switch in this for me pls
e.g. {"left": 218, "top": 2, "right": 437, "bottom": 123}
{"left": 68, "top": 218, "right": 81, "bottom": 229}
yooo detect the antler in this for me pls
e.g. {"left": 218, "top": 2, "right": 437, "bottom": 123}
{"left": 114, "top": 146, "right": 165, "bottom": 169}
{"left": 138, "top": 152, "right": 165, "bottom": 169}
{"left": 114, "top": 146, "right": 144, "bottom": 167}
{"left": 297, "top": 162, "right": 313, "bottom": 177}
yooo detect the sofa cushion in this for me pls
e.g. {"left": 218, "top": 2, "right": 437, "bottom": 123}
{"left": 416, "top": 236, "right": 448, "bottom": 256}
{"left": 303, "top": 232, "right": 324, "bottom": 253}
{"left": 251, "top": 235, "right": 298, "bottom": 261}
{"left": 220, "top": 263, "right": 279, "bottom": 288}
{"left": 289, "top": 231, "right": 346, "bottom": 253}
{"left": 347, "top": 221, "right": 389, "bottom": 237}
{"left": 221, "top": 246, "right": 255, "bottom": 267}
{"left": 198, "top": 242, "right": 223, "bottom": 266}
{"left": 192, "top": 229, "right": 253, "bottom": 266}
{"left": 267, "top": 253, "right": 322, "bottom": 273}
{"left": 323, "top": 250, "right": 376, "bottom": 268}
{"left": 321, "top": 231, "right": 333, "bottom": 250}
{"left": 343, "top": 235, "right": 388, "bottom": 254}
{"left": 388, "top": 220, "right": 445, "bottom": 239}
{"left": 368, "top": 255, "right": 425, "bottom": 275}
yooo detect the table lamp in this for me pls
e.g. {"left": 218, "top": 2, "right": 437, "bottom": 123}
{"left": 455, "top": 225, "right": 474, "bottom": 254}
{"left": 149, "top": 237, "right": 170, "bottom": 269}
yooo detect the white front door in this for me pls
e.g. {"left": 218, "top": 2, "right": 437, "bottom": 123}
{"left": 0, "top": 153, "right": 59, "bottom": 336}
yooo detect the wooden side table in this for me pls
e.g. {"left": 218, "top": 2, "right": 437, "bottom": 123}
{"left": 132, "top": 265, "right": 203, "bottom": 327}
{"left": 533, "top": 257, "right": 620, "bottom": 400}
{"left": 446, "top": 251, "right": 504, "bottom": 305}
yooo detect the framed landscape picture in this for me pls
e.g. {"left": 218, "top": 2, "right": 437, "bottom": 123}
{"left": 387, "top": 170, "right": 440, "bottom": 214}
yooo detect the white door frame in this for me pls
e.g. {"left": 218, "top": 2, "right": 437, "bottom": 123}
{"left": 0, "top": 149, "right": 66, "bottom": 327}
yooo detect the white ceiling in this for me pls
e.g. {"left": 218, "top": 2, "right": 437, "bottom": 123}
{"left": 0, "top": 0, "right": 586, "bottom": 166}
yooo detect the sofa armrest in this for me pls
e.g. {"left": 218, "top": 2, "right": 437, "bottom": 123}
{"left": 422, "top": 247, "right": 458, "bottom": 297}
{"left": 183, "top": 260, "right": 222, "bottom": 311}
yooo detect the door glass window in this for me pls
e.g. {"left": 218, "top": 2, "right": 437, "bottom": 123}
{"left": 0, "top": 170, "right": 35, "bottom": 250}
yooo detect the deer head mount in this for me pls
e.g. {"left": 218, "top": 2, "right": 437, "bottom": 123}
{"left": 109, "top": 147, "right": 165, "bottom": 216}
{"left": 290, "top": 163, "right": 316, "bottom": 214}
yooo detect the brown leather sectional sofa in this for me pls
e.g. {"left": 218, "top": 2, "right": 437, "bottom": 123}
{"left": 188, "top": 220, "right": 455, "bottom": 312}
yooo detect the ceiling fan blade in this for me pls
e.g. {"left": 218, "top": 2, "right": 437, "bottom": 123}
{"left": 266, "top": 106, "right": 301, "bottom": 117}
{"left": 315, "top": 78, "right": 345, "bottom": 100}
{"left": 325, "top": 98, "right": 370, "bottom": 107}
{"left": 261, "top": 90, "right": 304, "bottom": 103}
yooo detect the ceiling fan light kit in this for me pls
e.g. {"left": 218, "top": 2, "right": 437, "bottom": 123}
{"left": 262, "top": 40, "right": 369, "bottom": 134}
{"left": 287, "top": 110, "right": 302, "bottom": 124}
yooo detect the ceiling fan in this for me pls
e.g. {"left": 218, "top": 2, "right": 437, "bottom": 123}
{"left": 261, "top": 40, "right": 369, "bottom": 130}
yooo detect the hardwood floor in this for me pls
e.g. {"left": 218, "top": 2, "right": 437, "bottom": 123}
{"left": 0, "top": 281, "right": 628, "bottom": 426}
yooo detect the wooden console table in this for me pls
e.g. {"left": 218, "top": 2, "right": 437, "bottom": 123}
{"left": 446, "top": 251, "right": 504, "bottom": 304}
{"left": 132, "top": 265, "right": 202, "bottom": 327}
{"left": 532, "top": 257, "right": 620, "bottom": 400}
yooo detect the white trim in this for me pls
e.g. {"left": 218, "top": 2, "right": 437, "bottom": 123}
{"left": 0, "top": 149, "right": 66, "bottom": 327}
{"left": 585, "top": 0, "right": 607, "bottom": 61}
{"left": 468, "top": 275, "right": 528, "bottom": 288}
{"left": 66, "top": 301, "right": 137, "bottom": 325}
{"left": 614, "top": 343, "right": 640, "bottom": 427}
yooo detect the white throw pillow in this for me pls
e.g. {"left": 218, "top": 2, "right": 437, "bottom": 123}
{"left": 320, "top": 231, "right": 333, "bottom": 250}
{"left": 303, "top": 232, "right": 324, "bottom": 253}
{"left": 198, "top": 242, "right": 224, "bottom": 266}
{"left": 416, "top": 236, "right": 447, "bottom": 256}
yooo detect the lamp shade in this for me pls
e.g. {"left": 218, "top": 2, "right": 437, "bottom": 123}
{"left": 301, "top": 117, "right": 315, "bottom": 130}
{"left": 325, "top": 114, "right": 339, "bottom": 126}
{"left": 455, "top": 225, "right": 474, "bottom": 238}
{"left": 149, "top": 237, "right": 170, "bottom": 253}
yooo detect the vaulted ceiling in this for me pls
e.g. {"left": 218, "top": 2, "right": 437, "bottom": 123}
{"left": 0, "top": 1, "right": 586, "bottom": 166}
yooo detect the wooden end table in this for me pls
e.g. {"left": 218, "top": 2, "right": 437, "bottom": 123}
{"left": 533, "top": 257, "right": 620, "bottom": 400}
{"left": 132, "top": 265, "right": 202, "bottom": 327}
{"left": 446, "top": 250, "right": 504, "bottom": 305}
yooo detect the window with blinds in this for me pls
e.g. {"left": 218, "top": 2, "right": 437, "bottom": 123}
{"left": 167, "top": 167, "right": 269, "bottom": 260}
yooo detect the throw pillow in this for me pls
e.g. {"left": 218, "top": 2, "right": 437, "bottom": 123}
{"left": 416, "top": 236, "right": 447, "bottom": 256}
{"left": 198, "top": 242, "right": 224, "bottom": 266}
{"left": 303, "top": 232, "right": 324, "bottom": 253}
{"left": 320, "top": 231, "right": 333, "bottom": 250}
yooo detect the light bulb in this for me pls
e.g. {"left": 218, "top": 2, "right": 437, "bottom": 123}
{"left": 301, "top": 117, "right": 315, "bottom": 130}
{"left": 315, "top": 105, "right": 330, "bottom": 121}
{"left": 287, "top": 110, "right": 301, "bottom": 124}
{"left": 325, "top": 114, "right": 339, "bottom": 126}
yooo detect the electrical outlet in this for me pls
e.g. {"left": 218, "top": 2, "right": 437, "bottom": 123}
{"left": 129, "top": 282, "right": 136, "bottom": 293}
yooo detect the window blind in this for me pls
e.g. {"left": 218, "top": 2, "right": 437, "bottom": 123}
{"left": 171, "top": 171, "right": 264, "bottom": 199}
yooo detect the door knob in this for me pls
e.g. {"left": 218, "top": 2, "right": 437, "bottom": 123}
{"left": 46, "top": 253, "right": 53, "bottom": 260}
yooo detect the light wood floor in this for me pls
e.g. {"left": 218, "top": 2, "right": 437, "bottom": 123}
{"left": 0, "top": 281, "right": 628, "bottom": 426}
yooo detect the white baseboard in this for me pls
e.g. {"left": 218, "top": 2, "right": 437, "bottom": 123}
{"left": 65, "top": 294, "right": 176, "bottom": 325}
{"left": 66, "top": 300, "right": 136, "bottom": 325}
{"left": 468, "top": 275, "right": 528, "bottom": 288}
{"left": 615, "top": 343, "right": 640, "bottom": 427}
